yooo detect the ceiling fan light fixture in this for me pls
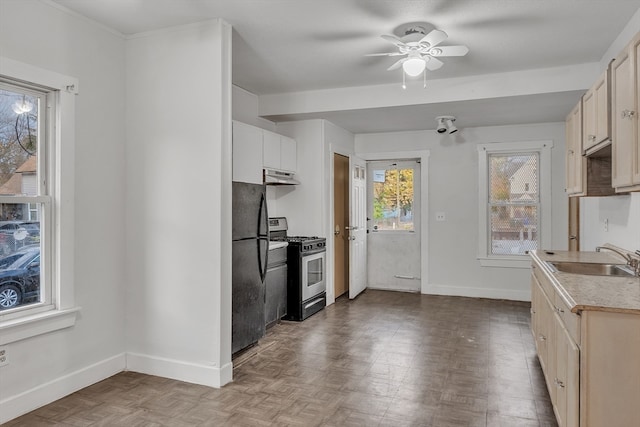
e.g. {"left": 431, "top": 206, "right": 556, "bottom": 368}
{"left": 402, "top": 57, "right": 426, "bottom": 77}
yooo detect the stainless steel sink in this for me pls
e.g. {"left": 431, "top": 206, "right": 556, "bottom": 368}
{"left": 547, "top": 261, "right": 635, "bottom": 277}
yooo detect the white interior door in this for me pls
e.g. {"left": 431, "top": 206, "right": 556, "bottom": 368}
{"left": 349, "top": 156, "right": 367, "bottom": 299}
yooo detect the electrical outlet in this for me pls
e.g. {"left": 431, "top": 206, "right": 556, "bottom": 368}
{"left": 0, "top": 348, "right": 7, "bottom": 367}
{"left": 604, "top": 218, "right": 609, "bottom": 232}
{"left": 436, "top": 212, "right": 446, "bottom": 221}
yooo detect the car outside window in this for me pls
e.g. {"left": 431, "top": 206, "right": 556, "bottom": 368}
{"left": 0, "top": 83, "right": 44, "bottom": 311}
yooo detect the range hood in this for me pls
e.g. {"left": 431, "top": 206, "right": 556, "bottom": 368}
{"left": 264, "top": 169, "right": 300, "bottom": 185}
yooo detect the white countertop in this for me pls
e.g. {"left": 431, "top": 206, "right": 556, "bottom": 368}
{"left": 269, "top": 241, "right": 288, "bottom": 250}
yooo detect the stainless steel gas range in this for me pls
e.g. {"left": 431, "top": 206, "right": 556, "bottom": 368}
{"left": 269, "top": 217, "right": 326, "bottom": 321}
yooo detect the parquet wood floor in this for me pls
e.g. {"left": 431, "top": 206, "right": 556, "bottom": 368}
{"left": 4, "top": 290, "right": 557, "bottom": 426}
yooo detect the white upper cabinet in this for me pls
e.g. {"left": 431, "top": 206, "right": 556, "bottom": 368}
{"left": 582, "top": 69, "right": 610, "bottom": 153}
{"left": 263, "top": 130, "right": 297, "bottom": 173}
{"left": 262, "top": 130, "right": 281, "bottom": 170}
{"left": 232, "top": 120, "right": 263, "bottom": 184}
{"left": 280, "top": 135, "right": 297, "bottom": 172}
{"left": 565, "top": 101, "right": 584, "bottom": 196}
{"left": 233, "top": 121, "right": 298, "bottom": 184}
{"left": 611, "top": 32, "right": 640, "bottom": 191}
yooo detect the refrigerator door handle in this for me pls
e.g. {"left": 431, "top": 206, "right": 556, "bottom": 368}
{"left": 258, "top": 191, "right": 269, "bottom": 238}
{"left": 258, "top": 192, "right": 269, "bottom": 282}
{"left": 259, "top": 238, "right": 269, "bottom": 283}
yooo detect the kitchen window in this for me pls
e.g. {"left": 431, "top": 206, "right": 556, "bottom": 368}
{"left": 0, "top": 57, "right": 79, "bottom": 345}
{"left": 477, "top": 141, "right": 552, "bottom": 268}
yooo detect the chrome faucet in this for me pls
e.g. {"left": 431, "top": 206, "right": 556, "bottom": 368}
{"left": 596, "top": 246, "right": 632, "bottom": 262}
{"left": 596, "top": 246, "right": 640, "bottom": 276}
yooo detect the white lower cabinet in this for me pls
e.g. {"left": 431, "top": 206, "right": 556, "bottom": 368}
{"left": 531, "top": 261, "right": 640, "bottom": 427}
{"left": 554, "top": 317, "right": 579, "bottom": 427}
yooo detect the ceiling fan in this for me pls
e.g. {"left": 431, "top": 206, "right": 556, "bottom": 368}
{"left": 367, "top": 26, "right": 469, "bottom": 77}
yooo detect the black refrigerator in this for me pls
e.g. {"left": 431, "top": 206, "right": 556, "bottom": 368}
{"left": 232, "top": 181, "right": 269, "bottom": 355}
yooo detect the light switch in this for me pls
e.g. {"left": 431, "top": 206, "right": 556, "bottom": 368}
{"left": 436, "top": 212, "right": 446, "bottom": 221}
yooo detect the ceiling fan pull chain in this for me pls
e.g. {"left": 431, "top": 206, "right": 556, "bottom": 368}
{"left": 402, "top": 70, "right": 407, "bottom": 90}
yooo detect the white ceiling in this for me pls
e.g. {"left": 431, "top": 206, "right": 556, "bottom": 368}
{"left": 50, "top": 0, "right": 640, "bottom": 133}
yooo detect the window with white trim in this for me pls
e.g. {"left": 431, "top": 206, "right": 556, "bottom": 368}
{"left": 0, "top": 57, "right": 78, "bottom": 345}
{"left": 478, "top": 141, "right": 553, "bottom": 268}
{"left": 0, "top": 81, "right": 48, "bottom": 312}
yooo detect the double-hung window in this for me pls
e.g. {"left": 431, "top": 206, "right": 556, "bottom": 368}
{"left": 0, "top": 82, "right": 48, "bottom": 312}
{"left": 0, "top": 57, "right": 78, "bottom": 344}
{"left": 478, "top": 141, "right": 552, "bottom": 268}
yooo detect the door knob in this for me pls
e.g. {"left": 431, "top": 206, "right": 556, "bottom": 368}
{"left": 334, "top": 225, "right": 340, "bottom": 236}
{"left": 569, "top": 235, "right": 577, "bottom": 240}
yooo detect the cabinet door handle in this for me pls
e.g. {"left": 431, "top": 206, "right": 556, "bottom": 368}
{"left": 556, "top": 307, "right": 564, "bottom": 314}
{"left": 588, "top": 134, "right": 596, "bottom": 141}
{"left": 569, "top": 235, "right": 577, "bottom": 240}
{"left": 622, "top": 109, "right": 636, "bottom": 119}
{"left": 568, "top": 149, "right": 574, "bottom": 154}
{"left": 538, "top": 334, "right": 546, "bottom": 341}
{"left": 554, "top": 378, "right": 565, "bottom": 388}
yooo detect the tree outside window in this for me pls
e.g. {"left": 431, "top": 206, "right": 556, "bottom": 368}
{"left": 371, "top": 163, "right": 414, "bottom": 231}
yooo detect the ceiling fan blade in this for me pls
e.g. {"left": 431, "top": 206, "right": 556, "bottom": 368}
{"left": 381, "top": 34, "right": 406, "bottom": 47}
{"left": 424, "top": 56, "right": 444, "bottom": 71}
{"left": 420, "top": 29, "right": 448, "bottom": 47}
{"left": 430, "top": 45, "right": 469, "bottom": 57}
{"left": 365, "top": 52, "right": 404, "bottom": 57}
{"left": 387, "top": 58, "right": 406, "bottom": 71}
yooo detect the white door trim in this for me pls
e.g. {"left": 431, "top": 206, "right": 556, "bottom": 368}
{"left": 357, "top": 150, "right": 430, "bottom": 294}
{"left": 349, "top": 155, "right": 367, "bottom": 299}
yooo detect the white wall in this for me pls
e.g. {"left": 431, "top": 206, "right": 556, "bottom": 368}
{"left": 580, "top": 194, "right": 640, "bottom": 251}
{"left": 125, "top": 20, "right": 233, "bottom": 387}
{"left": 273, "top": 120, "right": 355, "bottom": 236}
{"left": 600, "top": 7, "right": 640, "bottom": 71}
{"left": 0, "top": 0, "right": 127, "bottom": 421}
{"left": 273, "top": 120, "right": 326, "bottom": 236}
{"left": 356, "top": 123, "right": 567, "bottom": 301}
{"left": 232, "top": 85, "right": 276, "bottom": 132}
